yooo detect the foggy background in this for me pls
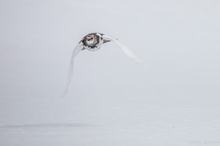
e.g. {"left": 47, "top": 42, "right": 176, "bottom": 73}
{"left": 0, "top": 0, "right": 220, "bottom": 145}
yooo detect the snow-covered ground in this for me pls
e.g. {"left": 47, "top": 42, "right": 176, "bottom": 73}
{"left": 0, "top": 0, "right": 220, "bottom": 145}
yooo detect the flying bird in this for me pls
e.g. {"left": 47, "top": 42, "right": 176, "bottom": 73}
{"left": 62, "top": 32, "right": 141, "bottom": 96}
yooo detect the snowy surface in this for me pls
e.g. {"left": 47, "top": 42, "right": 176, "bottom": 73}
{"left": 0, "top": 0, "right": 220, "bottom": 145}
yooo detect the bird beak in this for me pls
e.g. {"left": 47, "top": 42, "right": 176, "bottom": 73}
{"left": 102, "top": 35, "right": 112, "bottom": 44}
{"left": 103, "top": 39, "right": 111, "bottom": 43}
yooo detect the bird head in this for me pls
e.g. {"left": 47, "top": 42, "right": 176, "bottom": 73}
{"left": 81, "top": 33, "right": 111, "bottom": 51}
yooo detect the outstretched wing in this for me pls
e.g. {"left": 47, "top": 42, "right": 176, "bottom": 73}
{"left": 62, "top": 42, "right": 84, "bottom": 97}
{"left": 102, "top": 35, "right": 141, "bottom": 63}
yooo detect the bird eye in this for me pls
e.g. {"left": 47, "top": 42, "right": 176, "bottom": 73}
{"left": 86, "top": 35, "right": 94, "bottom": 41}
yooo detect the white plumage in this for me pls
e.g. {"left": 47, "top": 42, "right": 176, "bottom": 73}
{"left": 62, "top": 33, "right": 141, "bottom": 96}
